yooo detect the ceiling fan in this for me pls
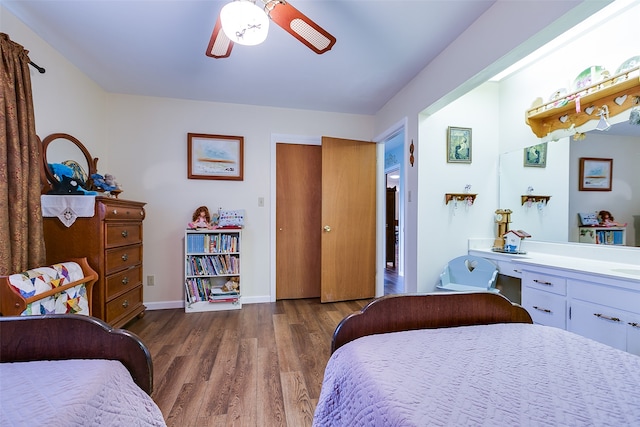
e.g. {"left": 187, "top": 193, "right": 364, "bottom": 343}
{"left": 206, "top": 0, "right": 336, "bottom": 58}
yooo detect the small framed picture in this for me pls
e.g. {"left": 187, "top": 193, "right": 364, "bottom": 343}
{"left": 523, "top": 142, "right": 547, "bottom": 168}
{"left": 579, "top": 157, "right": 612, "bottom": 191}
{"left": 446, "top": 126, "right": 472, "bottom": 163}
{"left": 187, "top": 133, "right": 244, "bottom": 181}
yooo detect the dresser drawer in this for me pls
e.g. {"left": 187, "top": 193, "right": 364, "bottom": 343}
{"left": 522, "top": 286, "right": 566, "bottom": 329}
{"left": 105, "top": 223, "right": 142, "bottom": 248}
{"left": 105, "top": 265, "right": 142, "bottom": 299}
{"left": 105, "top": 285, "right": 143, "bottom": 324}
{"left": 522, "top": 271, "right": 566, "bottom": 295}
{"left": 496, "top": 260, "right": 522, "bottom": 278}
{"left": 101, "top": 202, "right": 146, "bottom": 221}
{"left": 105, "top": 244, "right": 142, "bottom": 275}
{"left": 569, "top": 279, "right": 640, "bottom": 315}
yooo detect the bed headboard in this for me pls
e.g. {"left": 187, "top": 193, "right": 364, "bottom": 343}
{"left": 0, "top": 314, "right": 154, "bottom": 394}
{"left": 331, "top": 292, "right": 533, "bottom": 353}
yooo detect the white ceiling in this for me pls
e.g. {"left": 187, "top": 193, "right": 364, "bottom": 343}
{"left": 3, "top": 0, "right": 497, "bottom": 115}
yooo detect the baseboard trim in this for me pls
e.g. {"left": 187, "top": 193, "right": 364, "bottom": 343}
{"left": 144, "top": 295, "right": 271, "bottom": 311}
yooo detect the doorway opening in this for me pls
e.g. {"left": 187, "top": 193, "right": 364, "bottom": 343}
{"left": 381, "top": 126, "right": 405, "bottom": 295}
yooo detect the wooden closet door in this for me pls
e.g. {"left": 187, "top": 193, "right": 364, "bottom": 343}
{"left": 276, "top": 143, "right": 322, "bottom": 299}
{"left": 320, "top": 137, "right": 376, "bottom": 303}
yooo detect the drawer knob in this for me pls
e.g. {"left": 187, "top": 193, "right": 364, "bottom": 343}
{"left": 121, "top": 253, "right": 129, "bottom": 261}
{"left": 594, "top": 313, "right": 621, "bottom": 322}
{"left": 140, "top": 211, "right": 144, "bottom": 216}
{"left": 533, "top": 279, "right": 553, "bottom": 286}
{"left": 532, "top": 305, "right": 552, "bottom": 314}
{"left": 112, "top": 209, "right": 118, "bottom": 215}
{"left": 121, "top": 230, "right": 129, "bottom": 238}
{"left": 121, "top": 276, "right": 129, "bottom": 285}
{"left": 122, "top": 300, "right": 129, "bottom": 308}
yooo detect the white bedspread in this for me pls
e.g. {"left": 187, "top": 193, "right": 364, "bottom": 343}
{"left": 313, "top": 323, "right": 640, "bottom": 426}
{"left": 0, "top": 359, "right": 166, "bottom": 426}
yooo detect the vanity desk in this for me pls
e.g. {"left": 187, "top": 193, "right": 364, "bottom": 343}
{"left": 469, "top": 239, "right": 640, "bottom": 355}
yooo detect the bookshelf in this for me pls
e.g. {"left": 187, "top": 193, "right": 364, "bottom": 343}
{"left": 184, "top": 229, "right": 241, "bottom": 312}
{"left": 578, "top": 226, "right": 626, "bottom": 246}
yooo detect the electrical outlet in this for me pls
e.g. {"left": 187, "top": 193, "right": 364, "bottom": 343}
{"left": 147, "top": 275, "right": 155, "bottom": 286}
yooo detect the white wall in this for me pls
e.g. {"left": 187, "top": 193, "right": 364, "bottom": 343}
{"left": 569, "top": 134, "right": 639, "bottom": 246}
{"left": 416, "top": 83, "right": 500, "bottom": 291}
{"left": 107, "top": 95, "right": 373, "bottom": 306}
{"left": 372, "top": 0, "right": 607, "bottom": 292}
{"left": 3, "top": 0, "right": 616, "bottom": 305}
{"left": 3, "top": 7, "right": 374, "bottom": 308}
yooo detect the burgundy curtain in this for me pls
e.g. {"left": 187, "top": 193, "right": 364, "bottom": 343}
{"left": 0, "top": 33, "right": 46, "bottom": 275}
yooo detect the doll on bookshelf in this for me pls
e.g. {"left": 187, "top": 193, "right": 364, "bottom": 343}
{"left": 598, "top": 210, "right": 627, "bottom": 227}
{"left": 188, "top": 205, "right": 214, "bottom": 229}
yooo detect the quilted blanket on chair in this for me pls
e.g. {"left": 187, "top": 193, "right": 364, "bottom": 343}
{"left": 8, "top": 261, "right": 89, "bottom": 315}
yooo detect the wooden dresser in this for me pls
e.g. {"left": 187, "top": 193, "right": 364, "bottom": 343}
{"left": 43, "top": 197, "right": 146, "bottom": 328}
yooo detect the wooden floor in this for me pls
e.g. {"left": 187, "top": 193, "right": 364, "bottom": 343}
{"left": 127, "top": 298, "right": 371, "bottom": 427}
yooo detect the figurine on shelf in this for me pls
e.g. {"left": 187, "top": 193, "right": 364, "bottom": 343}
{"left": 598, "top": 210, "right": 627, "bottom": 227}
{"left": 188, "top": 206, "right": 213, "bottom": 229}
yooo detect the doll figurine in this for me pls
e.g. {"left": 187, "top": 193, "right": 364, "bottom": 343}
{"left": 188, "top": 206, "right": 213, "bottom": 229}
{"left": 598, "top": 210, "right": 627, "bottom": 227}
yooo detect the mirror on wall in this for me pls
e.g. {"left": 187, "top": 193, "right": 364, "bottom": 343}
{"left": 499, "top": 121, "right": 640, "bottom": 248}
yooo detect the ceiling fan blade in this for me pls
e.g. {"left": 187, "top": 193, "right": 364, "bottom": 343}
{"left": 266, "top": 1, "right": 336, "bottom": 54}
{"left": 206, "top": 15, "right": 234, "bottom": 58}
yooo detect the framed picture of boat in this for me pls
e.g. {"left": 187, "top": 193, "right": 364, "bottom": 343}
{"left": 187, "top": 133, "right": 244, "bottom": 180}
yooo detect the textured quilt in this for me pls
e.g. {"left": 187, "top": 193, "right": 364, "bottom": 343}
{"left": 0, "top": 359, "right": 166, "bottom": 426}
{"left": 313, "top": 323, "right": 640, "bottom": 426}
{"left": 8, "top": 261, "right": 89, "bottom": 315}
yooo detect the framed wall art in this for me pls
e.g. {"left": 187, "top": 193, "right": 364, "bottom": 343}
{"left": 579, "top": 157, "right": 612, "bottom": 191}
{"left": 187, "top": 133, "right": 244, "bottom": 181}
{"left": 523, "top": 142, "right": 547, "bottom": 168}
{"left": 446, "top": 126, "right": 472, "bottom": 163}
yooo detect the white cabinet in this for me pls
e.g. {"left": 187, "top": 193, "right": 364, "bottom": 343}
{"left": 568, "top": 278, "right": 640, "bottom": 355}
{"left": 521, "top": 269, "right": 566, "bottom": 329}
{"left": 184, "top": 229, "right": 241, "bottom": 312}
{"left": 519, "top": 263, "right": 640, "bottom": 356}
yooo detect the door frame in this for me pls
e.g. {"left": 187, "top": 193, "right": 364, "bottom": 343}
{"left": 269, "top": 123, "right": 407, "bottom": 301}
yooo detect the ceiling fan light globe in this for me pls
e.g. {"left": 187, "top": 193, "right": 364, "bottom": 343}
{"left": 220, "top": 1, "right": 269, "bottom": 46}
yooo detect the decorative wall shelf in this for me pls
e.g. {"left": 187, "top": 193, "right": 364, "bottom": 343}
{"left": 521, "top": 195, "right": 551, "bottom": 205}
{"left": 525, "top": 66, "right": 640, "bottom": 138}
{"left": 445, "top": 193, "right": 477, "bottom": 205}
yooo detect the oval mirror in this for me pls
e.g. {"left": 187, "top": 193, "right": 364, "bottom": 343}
{"left": 41, "top": 133, "right": 98, "bottom": 193}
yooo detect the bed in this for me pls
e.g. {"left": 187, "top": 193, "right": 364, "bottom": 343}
{"left": 0, "top": 314, "right": 166, "bottom": 426}
{"left": 314, "top": 292, "right": 640, "bottom": 426}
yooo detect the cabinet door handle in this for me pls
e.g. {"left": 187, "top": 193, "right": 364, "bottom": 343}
{"left": 122, "top": 299, "right": 129, "bottom": 308}
{"left": 594, "top": 313, "right": 621, "bottom": 322}
{"left": 533, "top": 279, "right": 553, "bottom": 286}
{"left": 532, "top": 305, "right": 552, "bottom": 313}
{"left": 121, "top": 253, "right": 129, "bottom": 261}
{"left": 121, "top": 276, "right": 129, "bottom": 285}
{"left": 629, "top": 322, "right": 640, "bottom": 328}
{"left": 121, "top": 230, "right": 129, "bottom": 238}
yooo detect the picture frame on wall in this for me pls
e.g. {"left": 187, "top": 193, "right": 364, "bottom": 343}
{"left": 187, "top": 133, "right": 244, "bottom": 181}
{"left": 523, "top": 142, "right": 547, "bottom": 167}
{"left": 446, "top": 126, "right": 472, "bottom": 163}
{"left": 579, "top": 157, "right": 612, "bottom": 191}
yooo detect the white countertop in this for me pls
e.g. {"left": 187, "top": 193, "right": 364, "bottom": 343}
{"left": 469, "top": 239, "right": 640, "bottom": 283}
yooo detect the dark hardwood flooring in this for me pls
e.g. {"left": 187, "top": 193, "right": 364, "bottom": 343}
{"left": 127, "top": 298, "right": 371, "bottom": 427}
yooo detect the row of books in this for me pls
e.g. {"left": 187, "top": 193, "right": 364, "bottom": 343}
{"left": 595, "top": 230, "right": 624, "bottom": 245}
{"left": 184, "top": 278, "right": 240, "bottom": 303}
{"left": 186, "top": 254, "right": 239, "bottom": 276}
{"left": 186, "top": 233, "right": 239, "bottom": 254}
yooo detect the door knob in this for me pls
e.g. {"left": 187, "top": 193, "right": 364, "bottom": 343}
{"left": 323, "top": 225, "right": 331, "bottom": 232}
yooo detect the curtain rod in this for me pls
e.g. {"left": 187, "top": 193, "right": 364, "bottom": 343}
{"left": 29, "top": 61, "right": 46, "bottom": 74}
